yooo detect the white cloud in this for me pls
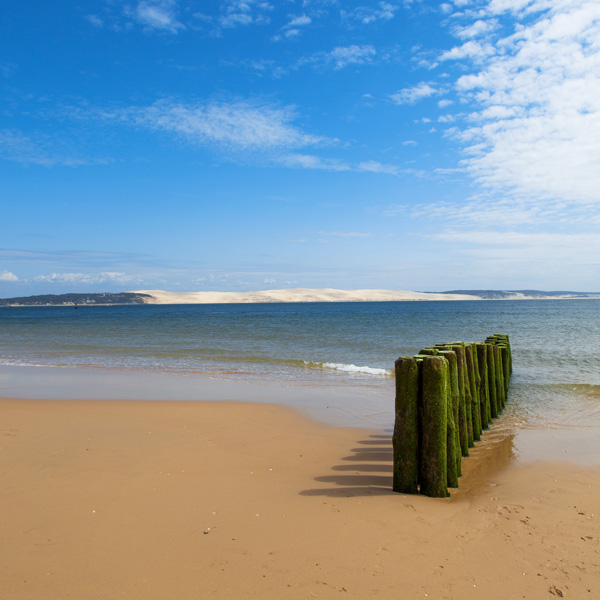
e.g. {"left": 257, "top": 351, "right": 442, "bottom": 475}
{"left": 278, "top": 153, "right": 350, "bottom": 171}
{"left": 357, "top": 160, "right": 400, "bottom": 175}
{"left": 85, "top": 14, "right": 104, "bottom": 28}
{"left": 440, "top": 40, "right": 496, "bottom": 62}
{"left": 133, "top": 0, "right": 184, "bottom": 33}
{"left": 33, "top": 272, "right": 138, "bottom": 284}
{"left": 221, "top": 12, "right": 253, "bottom": 27}
{"left": 0, "top": 271, "right": 18, "bottom": 282}
{"left": 447, "top": 0, "right": 600, "bottom": 206}
{"left": 275, "top": 14, "right": 312, "bottom": 39}
{"left": 220, "top": 0, "right": 273, "bottom": 29}
{"left": 118, "top": 100, "right": 326, "bottom": 150}
{"left": 287, "top": 15, "right": 311, "bottom": 27}
{"left": 329, "top": 45, "right": 376, "bottom": 68}
{"left": 453, "top": 19, "right": 497, "bottom": 39}
{"left": 300, "top": 45, "right": 377, "bottom": 69}
{"left": 389, "top": 83, "right": 438, "bottom": 104}
{"left": 342, "top": 2, "right": 400, "bottom": 25}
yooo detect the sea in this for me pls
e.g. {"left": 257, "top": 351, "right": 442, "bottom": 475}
{"left": 1, "top": 299, "right": 599, "bottom": 464}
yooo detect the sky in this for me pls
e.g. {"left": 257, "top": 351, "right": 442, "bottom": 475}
{"left": 1, "top": 0, "right": 599, "bottom": 296}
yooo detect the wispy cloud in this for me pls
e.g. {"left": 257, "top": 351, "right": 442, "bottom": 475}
{"left": 428, "top": 229, "right": 600, "bottom": 265}
{"left": 389, "top": 83, "right": 439, "bottom": 105}
{"left": 33, "top": 272, "right": 140, "bottom": 284}
{"left": 0, "top": 129, "right": 110, "bottom": 167}
{"left": 342, "top": 2, "right": 400, "bottom": 25}
{"left": 298, "top": 45, "right": 377, "bottom": 69}
{"left": 219, "top": 0, "right": 273, "bottom": 29}
{"left": 92, "top": 0, "right": 275, "bottom": 34}
{"left": 277, "top": 155, "right": 406, "bottom": 175}
{"left": 67, "top": 98, "right": 409, "bottom": 174}
{"left": 277, "top": 153, "right": 350, "bottom": 171}
{"left": 272, "top": 13, "right": 312, "bottom": 39}
{"left": 110, "top": 100, "right": 327, "bottom": 151}
{"left": 410, "top": 196, "right": 598, "bottom": 228}
{"left": 132, "top": 0, "right": 184, "bottom": 33}
{"left": 357, "top": 160, "right": 400, "bottom": 175}
{"left": 0, "top": 248, "right": 154, "bottom": 267}
{"left": 84, "top": 14, "right": 104, "bottom": 28}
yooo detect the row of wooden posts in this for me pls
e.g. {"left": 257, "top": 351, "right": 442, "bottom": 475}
{"left": 392, "top": 334, "right": 512, "bottom": 498}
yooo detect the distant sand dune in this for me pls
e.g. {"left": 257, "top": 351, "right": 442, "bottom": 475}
{"left": 132, "top": 288, "right": 481, "bottom": 304}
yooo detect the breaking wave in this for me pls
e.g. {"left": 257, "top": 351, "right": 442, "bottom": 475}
{"left": 305, "top": 361, "right": 392, "bottom": 377}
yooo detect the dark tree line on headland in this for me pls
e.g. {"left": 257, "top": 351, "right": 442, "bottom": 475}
{"left": 0, "top": 293, "right": 152, "bottom": 306}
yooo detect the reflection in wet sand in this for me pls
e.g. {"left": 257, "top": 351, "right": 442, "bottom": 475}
{"left": 452, "top": 427, "right": 517, "bottom": 498}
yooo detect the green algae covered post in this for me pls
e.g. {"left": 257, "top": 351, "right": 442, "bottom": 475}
{"left": 418, "top": 347, "right": 440, "bottom": 356}
{"left": 475, "top": 343, "right": 491, "bottom": 428}
{"left": 464, "top": 344, "right": 482, "bottom": 442}
{"left": 500, "top": 345, "right": 510, "bottom": 396}
{"left": 486, "top": 342, "right": 498, "bottom": 418}
{"left": 392, "top": 333, "right": 512, "bottom": 497}
{"left": 392, "top": 356, "right": 421, "bottom": 494}
{"left": 419, "top": 356, "right": 449, "bottom": 498}
{"left": 494, "top": 345, "right": 505, "bottom": 411}
{"left": 438, "top": 349, "right": 461, "bottom": 485}
{"left": 449, "top": 344, "right": 471, "bottom": 455}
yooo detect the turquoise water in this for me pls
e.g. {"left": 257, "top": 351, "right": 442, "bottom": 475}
{"left": 1, "top": 300, "right": 599, "bottom": 438}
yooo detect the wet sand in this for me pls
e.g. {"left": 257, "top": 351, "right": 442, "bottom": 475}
{"left": 1, "top": 397, "right": 599, "bottom": 599}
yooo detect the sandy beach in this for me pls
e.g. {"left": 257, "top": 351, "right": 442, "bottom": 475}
{"left": 2, "top": 397, "right": 598, "bottom": 599}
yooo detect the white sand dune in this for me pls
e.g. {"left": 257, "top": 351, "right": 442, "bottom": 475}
{"left": 132, "top": 288, "right": 482, "bottom": 304}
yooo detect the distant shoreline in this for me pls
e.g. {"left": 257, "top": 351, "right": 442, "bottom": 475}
{"left": 1, "top": 288, "right": 600, "bottom": 306}
{"left": 132, "top": 288, "right": 600, "bottom": 305}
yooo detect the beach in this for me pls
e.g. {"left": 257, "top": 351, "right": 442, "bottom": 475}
{"left": 2, "top": 396, "right": 599, "bottom": 599}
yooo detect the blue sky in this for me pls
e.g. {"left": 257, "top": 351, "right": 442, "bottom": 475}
{"left": 1, "top": 0, "right": 599, "bottom": 295}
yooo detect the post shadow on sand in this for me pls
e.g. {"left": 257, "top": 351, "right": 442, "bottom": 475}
{"left": 298, "top": 432, "right": 395, "bottom": 498}
{"left": 298, "top": 426, "right": 519, "bottom": 499}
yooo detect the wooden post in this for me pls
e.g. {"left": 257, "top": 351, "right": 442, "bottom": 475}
{"left": 465, "top": 344, "right": 481, "bottom": 442}
{"left": 448, "top": 344, "right": 470, "bottom": 456}
{"left": 499, "top": 344, "right": 510, "bottom": 396}
{"left": 392, "top": 357, "right": 421, "bottom": 494}
{"left": 494, "top": 345, "right": 505, "bottom": 411}
{"left": 486, "top": 342, "right": 498, "bottom": 418}
{"left": 475, "top": 343, "right": 491, "bottom": 428}
{"left": 392, "top": 333, "right": 512, "bottom": 497}
{"left": 439, "top": 350, "right": 461, "bottom": 484}
{"left": 419, "top": 356, "right": 449, "bottom": 498}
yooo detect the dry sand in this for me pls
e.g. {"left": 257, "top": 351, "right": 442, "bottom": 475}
{"left": 1, "top": 397, "right": 599, "bottom": 599}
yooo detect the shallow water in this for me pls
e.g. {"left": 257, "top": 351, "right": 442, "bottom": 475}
{"left": 1, "top": 300, "right": 599, "bottom": 458}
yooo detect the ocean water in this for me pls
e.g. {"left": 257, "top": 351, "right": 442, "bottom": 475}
{"left": 1, "top": 300, "right": 599, "bottom": 457}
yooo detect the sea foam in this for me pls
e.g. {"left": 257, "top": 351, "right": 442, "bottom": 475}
{"left": 305, "top": 361, "right": 392, "bottom": 377}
